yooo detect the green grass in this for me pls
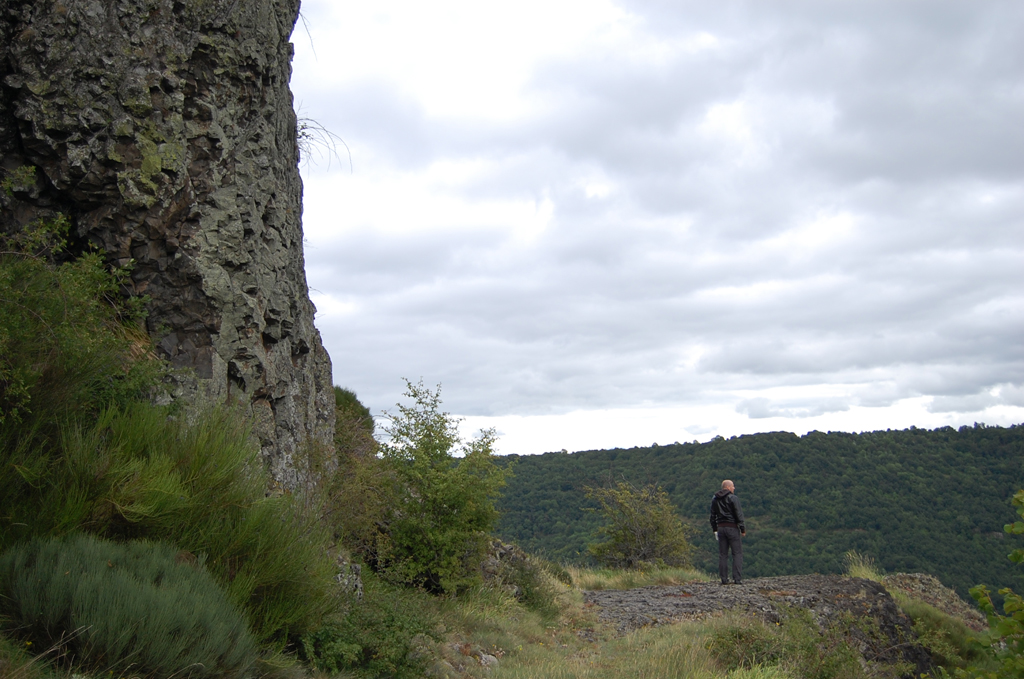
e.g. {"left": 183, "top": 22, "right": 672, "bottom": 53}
{"left": 2, "top": 402, "right": 337, "bottom": 645}
{"left": 843, "top": 550, "right": 994, "bottom": 674}
{"left": 566, "top": 564, "right": 710, "bottom": 590}
{"left": 0, "top": 634, "right": 62, "bottom": 679}
{"left": 898, "top": 597, "right": 985, "bottom": 670}
{"left": 310, "top": 564, "right": 846, "bottom": 679}
{"left": 842, "top": 551, "right": 885, "bottom": 582}
{"left": 490, "top": 621, "right": 719, "bottom": 679}
{"left": 0, "top": 534, "right": 257, "bottom": 678}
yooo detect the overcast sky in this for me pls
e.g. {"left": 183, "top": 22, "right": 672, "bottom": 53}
{"left": 290, "top": 0, "right": 1024, "bottom": 455}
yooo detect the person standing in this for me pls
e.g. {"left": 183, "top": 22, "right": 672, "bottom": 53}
{"left": 710, "top": 479, "right": 745, "bottom": 585}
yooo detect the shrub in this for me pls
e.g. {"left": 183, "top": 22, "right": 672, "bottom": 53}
{"left": 484, "top": 544, "right": 561, "bottom": 618}
{"left": 538, "top": 557, "right": 574, "bottom": 586}
{"left": 334, "top": 386, "right": 375, "bottom": 442}
{"left": 585, "top": 481, "right": 693, "bottom": 569}
{"left": 299, "top": 571, "right": 441, "bottom": 678}
{"left": 2, "top": 402, "right": 336, "bottom": 644}
{"left": 325, "top": 386, "right": 397, "bottom": 565}
{"left": 0, "top": 215, "right": 157, "bottom": 431}
{"left": 0, "top": 216, "right": 337, "bottom": 646}
{"left": 376, "top": 380, "right": 508, "bottom": 594}
{"left": 964, "top": 488, "right": 1024, "bottom": 678}
{"left": 0, "top": 191, "right": 337, "bottom": 652}
{"left": 1, "top": 214, "right": 162, "bottom": 548}
{"left": 0, "top": 534, "right": 257, "bottom": 678}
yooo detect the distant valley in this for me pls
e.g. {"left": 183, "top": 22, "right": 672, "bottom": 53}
{"left": 495, "top": 424, "right": 1024, "bottom": 599}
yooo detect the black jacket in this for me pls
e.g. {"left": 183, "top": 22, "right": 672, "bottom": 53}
{"left": 710, "top": 489, "right": 744, "bottom": 532}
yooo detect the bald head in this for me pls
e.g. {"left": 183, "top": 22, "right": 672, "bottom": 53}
{"left": 721, "top": 480, "right": 735, "bottom": 492}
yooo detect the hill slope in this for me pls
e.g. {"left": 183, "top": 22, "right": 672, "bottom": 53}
{"left": 495, "top": 424, "right": 1024, "bottom": 599}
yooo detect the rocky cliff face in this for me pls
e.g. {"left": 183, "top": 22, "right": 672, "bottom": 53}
{"left": 0, "top": 0, "right": 334, "bottom": 487}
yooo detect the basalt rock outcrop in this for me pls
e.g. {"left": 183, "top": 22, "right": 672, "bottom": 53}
{"left": 585, "top": 575, "right": 934, "bottom": 677}
{"left": 0, "top": 0, "right": 334, "bottom": 486}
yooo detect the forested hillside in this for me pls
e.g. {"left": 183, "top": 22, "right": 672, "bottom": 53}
{"left": 495, "top": 425, "right": 1024, "bottom": 599}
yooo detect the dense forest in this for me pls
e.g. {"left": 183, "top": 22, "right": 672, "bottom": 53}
{"left": 495, "top": 425, "right": 1024, "bottom": 599}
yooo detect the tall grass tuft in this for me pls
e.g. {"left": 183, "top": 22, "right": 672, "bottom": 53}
{"left": 0, "top": 246, "right": 164, "bottom": 551}
{"left": 0, "top": 633, "right": 63, "bottom": 679}
{"left": 0, "top": 215, "right": 338, "bottom": 652}
{"left": 3, "top": 402, "right": 336, "bottom": 643}
{"left": 0, "top": 534, "right": 257, "bottom": 678}
{"left": 842, "top": 551, "right": 884, "bottom": 582}
{"left": 706, "top": 609, "right": 868, "bottom": 679}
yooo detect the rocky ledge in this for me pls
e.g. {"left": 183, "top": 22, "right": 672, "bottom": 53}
{"left": 585, "top": 574, "right": 935, "bottom": 677}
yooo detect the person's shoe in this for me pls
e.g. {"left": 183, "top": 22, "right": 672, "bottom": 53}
{"left": 721, "top": 581, "right": 729, "bottom": 585}
{"left": 733, "top": 581, "right": 742, "bottom": 585}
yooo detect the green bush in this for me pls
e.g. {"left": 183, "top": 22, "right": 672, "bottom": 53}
{"left": 539, "top": 558, "right": 574, "bottom": 586}
{"left": 0, "top": 218, "right": 157, "bottom": 431}
{"left": 0, "top": 534, "right": 257, "bottom": 678}
{"left": 485, "top": 547, "right": 561, "bottom": 619}
{"left": 1, "top": 214, "right": 161, "bottom": 547}
{"left": 326, "top": 386, "right": 396, "bottom": 565}
{"left": 377, "top": 380, "right": 508, "bottom": 594}
{"left": 585, "top": 481, "right": 693, "bottom": 569}
{"left": 0, "top": 213, "right": 337, "bottom": 647}
{"left": 299, "top": 571, "right": 441, "bottom": 678}
{"left": 963, "top": 488, "right": 1024, "bottom": 678}
{"left": 0, "top": 191, "right": 338, "bottom": 654}
{"left": 2, "top": 402, "right": 336, "bottom": 644}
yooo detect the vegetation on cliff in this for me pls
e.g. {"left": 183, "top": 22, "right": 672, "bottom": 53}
{"left": 0, "top": 213, "right": 517, "bottom": 676}
{"left": 0, "top": 214, "right": 336, "bottom": 670}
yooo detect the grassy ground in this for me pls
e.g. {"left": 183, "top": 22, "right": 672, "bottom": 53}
{"left": 0, "top": 561, "right": 992, "bottom": 679}
{"left": 428, "top": 561, "right": 988, "bottom": 679}
{"left": 383, "top": 565, "right": 734, "bottom": 679}
{"left": 566, "top": 565, "right": 710, "bottom": 591}
{"left": 288, "top": 564, "right": 756, "bottom": 679}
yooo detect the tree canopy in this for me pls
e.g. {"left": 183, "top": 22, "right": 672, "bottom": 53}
{"left": 495, "top": 426, "right": 1024, "bottom": 599}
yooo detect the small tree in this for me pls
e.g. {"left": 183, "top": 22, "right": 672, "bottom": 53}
{"left": 377, "top": 380, "right": 508, "bottom": 593}
{"left": 585, "top": 481, "right": 692, "bottom": 570}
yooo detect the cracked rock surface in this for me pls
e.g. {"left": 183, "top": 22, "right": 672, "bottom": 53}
{"left": 585, "top": 575, "right": 933, "bottom": 677}
{"left": 1, "top": 0, "right": 334, "bottom": 487}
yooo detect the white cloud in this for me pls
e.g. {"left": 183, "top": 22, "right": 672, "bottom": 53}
{"left": 293, "top": 0, "right": 1024, "bottom": 454}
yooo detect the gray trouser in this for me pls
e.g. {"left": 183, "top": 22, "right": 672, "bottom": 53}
{"left": 718, "top": 526, "right": 743, "bottom": 583}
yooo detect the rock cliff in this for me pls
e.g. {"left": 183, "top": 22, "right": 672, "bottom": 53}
{"left": 0, "top": 0, "right": 334, "bottom": 487}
